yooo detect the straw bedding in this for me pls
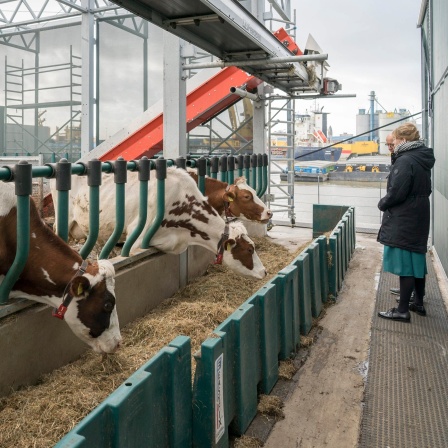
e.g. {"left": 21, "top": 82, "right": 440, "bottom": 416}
{"left": 0, "top": 236, "right": 310, "bottom": 447}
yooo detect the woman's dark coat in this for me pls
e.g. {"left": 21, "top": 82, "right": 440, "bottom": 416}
{"left": 377, "top": 145, "right": 435, "bottom": 253}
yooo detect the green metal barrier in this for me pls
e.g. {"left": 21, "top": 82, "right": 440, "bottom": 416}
{"left": 214, "top": 303, "right": 258, "bottom": 436}
{"left": 328, "top": 234, "right": 338, "bottom": 298}
{"left": 193, "top": 335, "right": 226, "bottom": 447}
{"left": 316, "top": 236, "right": 330, "bottom": 303}
{"left": 341, "top": 218, "right": 350, "bottom": 274}
{"left": 305, "top": 242, "right": 322, "bottom": 318}
{"left": 334, "top": 228, "right": 343, "bottom": 287}
{"left": 56, "top": 336, "right": 192, "bottom": 448}
{"left": 291, "top": 253, "right": 312, "bottom": 335}
{"left": 270, "top": 265, "right": 300, "bottom": 359}
{"left": 246, "top": 283, "right": 279, "bottom": 394}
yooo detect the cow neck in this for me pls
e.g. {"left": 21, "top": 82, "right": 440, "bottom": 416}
{"left": 11, "top": 202, "right": 91, "bottom": 305}
{"left": 213, "top": 216, "right": 239, "bottom": 264}
{"left": 214, "top": 219, "right": 231, "bottom": 265}
{"left": 224, "top": 184, "right": 236, "bottom": 219}
{"left": 191, "top": 172, "right": 229, "bottom": 217}
{"left": 52, "top": 259, "right": 89, "bottom": 319}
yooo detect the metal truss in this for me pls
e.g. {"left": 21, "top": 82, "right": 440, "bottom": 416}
{"left": 0, "top": 0, "right": 147, "bottom": 51}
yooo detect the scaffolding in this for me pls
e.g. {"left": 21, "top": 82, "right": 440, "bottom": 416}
{"left": 4, "top": 45, "right": 82, "bottom": 161}
{"left": 267, "top": 97, "right": 296, "bottom": 225}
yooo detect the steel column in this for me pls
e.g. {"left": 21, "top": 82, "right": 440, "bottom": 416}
{"left": 81, "top": 0, "right": 95, "bottom": 156}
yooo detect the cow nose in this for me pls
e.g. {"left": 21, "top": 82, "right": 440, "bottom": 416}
{"left": 267, "top": 210, "right": 273, "bottom": 218}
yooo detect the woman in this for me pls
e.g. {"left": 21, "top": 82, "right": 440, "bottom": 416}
{"left": 377, "top": 123, "right": 435, "bottom": 322}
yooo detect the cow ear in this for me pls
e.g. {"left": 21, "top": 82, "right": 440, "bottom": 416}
{"left": 223, "top": 190, "right": 235, "bottom": 203}
{"left": 70, "top": 276, "right": 90, "bottom": 297}
{"left": 224, "top": 238, "right": 236, "bottom": 251}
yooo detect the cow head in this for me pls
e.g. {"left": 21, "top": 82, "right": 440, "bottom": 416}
{"left": 62, "top": 260, "right": 122, "bottom": 354}
{"left": 220, "top": 221, "right": 267, "bottom": 279}
{"left": 223, "top": 177, "right": 272, "bottom": 223}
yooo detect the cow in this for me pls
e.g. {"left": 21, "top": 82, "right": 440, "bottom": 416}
{"left": 0, "top": 182, "right": 122, "bottom": 354}
{"left": 188, "top": 172, "right": 272, "bottom": 223}
{"left": 51, "top": 167, "right": 267, "bottom": 279}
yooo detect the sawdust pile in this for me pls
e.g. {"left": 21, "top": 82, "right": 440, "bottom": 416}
{"left": 0, "top": 236, "right": 310, "bottom": 447}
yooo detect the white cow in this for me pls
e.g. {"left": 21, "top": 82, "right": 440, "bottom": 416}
{"left": 52, "top": 167, "right": 267, "bottom": 279}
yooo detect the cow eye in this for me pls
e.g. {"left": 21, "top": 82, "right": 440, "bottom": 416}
{"left": 103, "top": 302, "right": 114, "bottom": 313}
{"left": 248, "top": 247, "right": 254, "bottom": 254}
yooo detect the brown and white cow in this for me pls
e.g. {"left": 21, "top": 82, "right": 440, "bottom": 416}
{"left": 188, "top": 172, "right": 272, "bottom": 223}
{"left": 0, "top": 182, "right": 121, "bottom": 354}
{"left": 52, "top": 167, "right": 267, "bottom": 279}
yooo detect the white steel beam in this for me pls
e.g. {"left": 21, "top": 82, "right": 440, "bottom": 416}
{"left": 81, "top": 0, "right": 94, "bottom": 155}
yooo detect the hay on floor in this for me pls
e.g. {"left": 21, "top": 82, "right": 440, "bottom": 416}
{"left": 0, "top": 236, "right": 311, "bottom": 447}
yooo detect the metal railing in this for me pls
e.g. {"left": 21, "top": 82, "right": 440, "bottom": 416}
{"left": 0, "top": 154, "right": 269, "bottom": 306}
{"left": 270, "top": 174, "right": 387, "bottom": 232}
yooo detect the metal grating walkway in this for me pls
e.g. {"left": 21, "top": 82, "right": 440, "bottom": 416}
{"left": 359, "top": 256, "right": 448, "bottom": 447}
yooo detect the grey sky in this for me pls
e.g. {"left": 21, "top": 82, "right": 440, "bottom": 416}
{"left": 292, "top": 0, "right": 423, "bottom": 135}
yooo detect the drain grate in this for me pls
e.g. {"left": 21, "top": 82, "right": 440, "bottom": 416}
{"left": 359, "top": 257, "right": 448, "bottom": 447}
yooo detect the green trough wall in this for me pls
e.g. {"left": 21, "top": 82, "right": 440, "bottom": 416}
{"left": 56, "top": 206, "right": 356, "bottom": 447}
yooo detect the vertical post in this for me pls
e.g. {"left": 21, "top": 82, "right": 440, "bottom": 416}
{"left": 163, "top": 32, "right": 187, "bottom": 286}
{"left": 81, "top": 0, "right": 95, "bottom": 156}
{"left": 121, "top": 157, "right": 150, "bottom": 257}
{"left": 219, "top": 155, "right": 228, "bottom": 183}
{"left": 243, "top": 154, "right": 250, "bottom": 182}
{"left": 55, "top": 158, "right": 72, "bottom": 242}
{"left": 163, "top": 32, "right": 187, "bottom": 159}
{"left": 79, "top": 159, "right": 102, "bottom": 259}
{"left": 256, "top": 153, "right": 263, "bottom": 197}
{"left": 0, "top": 162, "right": 32, "bottom": 304}
{"left": 142, "top": 158, "right": 167, "bottom": 248}
{"left": 237, "top": 154, "right": 244, "bottom": 177}
{"left": 197, "top": 157, "right": 206, "bottom": 194}
{"left": 227, "top": 155, "right": 235, "bottom": 185}
{"left": 210, "top": 156, "right": 219, "bottom": 179}
{"left": 100, "top": 158, "right": 127, "bottom": 259}
{"left": 250, "top": 153, "right": 257, "bottom": 190}
{"left": 369, "top": 90, "right": 375, "bottom": 142}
